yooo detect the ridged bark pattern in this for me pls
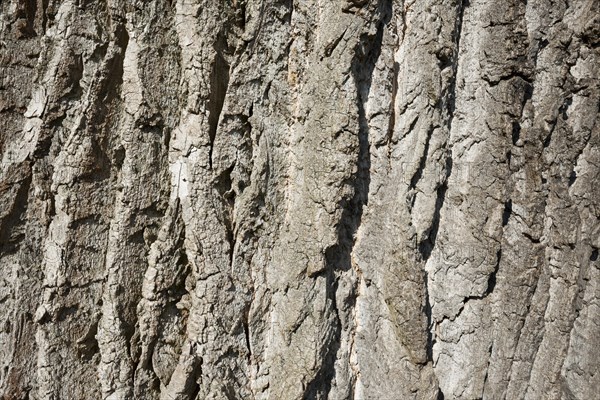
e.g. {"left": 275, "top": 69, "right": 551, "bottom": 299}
{"left": 0, "top": 0, "right": 599, "bottom": 399}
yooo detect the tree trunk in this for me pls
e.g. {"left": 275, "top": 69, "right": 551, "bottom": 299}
{"left": 1, "top": 0, "right": 599, "bottom": 399}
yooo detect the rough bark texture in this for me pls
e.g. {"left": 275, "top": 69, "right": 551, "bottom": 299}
{"left": 1, "top": 0, "right": 599, "bottom": 399}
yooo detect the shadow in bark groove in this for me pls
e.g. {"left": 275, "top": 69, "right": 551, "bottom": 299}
{"left": 0, "top": 167, "right": 32, "bottom": 254}
{"left": 420, "top": 0, "right": 468, "bottom": 364}
{"left": 303, "top": 1, "right": 392, "bottom": 398}
{"left": 208, "top": 31, "right": 231, "bottom": 170}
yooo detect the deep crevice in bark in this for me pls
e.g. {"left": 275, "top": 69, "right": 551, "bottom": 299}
{"left": 437, "top": 388, "right": 446, "bottom": 400}
{"left": 408, "top": 125, "right": 435, "bottom": 193}
{"left": 208, "top": 32, "right": 231, "bottom": 170}
{"left": 0, "top": 169, "right": 32, "bottom": 254}
{"left": 485, "top": 249, "right": 501, "bottom": 296}
{"left": 418, "top": 157, "right": 451, "bottom": 262}
{"left": 385, "top": 60, "right": 399, "bottom": 146}
{"left": 302, "top": 273, "right": 341, "bottom": 400}
{"left": 304, "top": 2, "right": 392, "bottom": 398}
{"left": 502, "top": 199, "right": 512, "bottom": 226}
{"left": 423, "top": 273, "right": 435, "bottom": 362}
{"left": 447, "top": 0, "right": 468, "bottom": 118}
{"left": 590, "top": 248, "right": 598, "bottom": 262}
{"left": 418, "top": 0, "right": 466, "bottom": 263}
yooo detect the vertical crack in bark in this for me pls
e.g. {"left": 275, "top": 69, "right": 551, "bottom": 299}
{"left": 408, "top": 125, "right": 436, "bottom": 193}
{"left": 421, "top": 0, "right": 467, "bottom": 365}
{"left": 242, "top": 312, "right": 252, "bottom": 362}
{"left": 208, "top": 32, "right": 231, "bottom": 170}
{"left": 385, "top": 60, "right": 399, "bottom": 160}
{"left": 451, "top": 248, "right": 502, "bottom": 322}
{"left": 135, "top": 199, "right": 190, "bottom": 396}
{"left": 303, "top": 273, "right": 342, "bottom": 400}
{"left": 481, "top": 341, "right": 494, "bottom": 398}
{"left": 502, "top": 199, "right": 512, "bottom": 226}
{"left": 436, "top": 388, "right": 446, "bottom": 400}
{"left": 418, "top": 154, "right": 451, "bottom": 262}
{"left": 418, "top": 0, "right": 466, "bottom": 262}
{"left": 421, "top": 158, "right": 450, "bottom": 362}
{"left": 214, "top": 163, "right": 236, "bottom": 268}
{"left": 485, "top": 249, "right": 500, "bottom": 296}
{"left": 335, "top": 2, "right": 394, "bottom": 397}
{"left": 0, "top": 168, "right": 32, "bottom": 253}
{"left": 347, "top": 0, "right": 393, "bottom": 254}
{"left": 447, "top": 0, "right": 467, "bottom": 120}
{"left": 303, "top": 2, "right": 391, "bottom": 397}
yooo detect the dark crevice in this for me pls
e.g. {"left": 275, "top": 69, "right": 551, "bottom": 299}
{"left": 227, "top": 230, "right": 235, "bottom": 268}
{"left": 420, "top": 158, "right": 451, "bottom": 361}
{"left": 303, "top": 2, "right": 391, "bottom": 398}
{"left": 214, "top": 164, "right": 235, "bottom": 197}
{"left": 568, "top": 170, "right": 576, "bottom": 186}
{"left": 523, "top": 232, "right": 541, "bottom": 244}
{"left": 323, "top": 27, "right": 349, "bottom": 59}
{"left": 41, "top": 0, "right": 49, "bottom": 33}
{"left": 385, "top": 61, "right": 400, "bottom": 145}
{"left": 302, "top": 273, "right": 341, "bottom": 400}
{"left": 55, "top": 305, "right": 79, "bottom": 322}
{"left": 419, "top": 0, "right": 466, "bottom": 263}
{"left": 232, "top": 0, "right": 247, "bottom": 29}
{"left": 559, "top": 96, "right": 573, "bottom": 120}
{"left": 242, "top": 319, "right": 251, "bottom": 361}
{"left": 453, "top": 250, "right": 501, "bottom": 321}
{"left": 240, "top": 289, "right": 253, "bottom": 365}
{"left": 437, "top": 388, "right": 446, "bottom": 400}
{"left": 408, "top": 124, "right": 437, "bottom": 191}
{"left": 418, "top": 157, "right": 452, "bottom": 261}
{"left": 447, "top": 0, "right": 468, "bottom": 118}
{"left": 502, "top": 199, "right": 512, "bottom": 226}
{"left": 485, "top": 70, "right": 533, "bottom": 87}
{"left": 485, "top": 249, "right": 501, "bottom": 296}
{"left": 15, "top": 0, "right": 37, "bottom": 38}
{"left": 214, "top": 164, "right": 236, "bottom": 267}
{"left": 590, "top": 248, "right": 598, "bottom": 262}
{"left": 113, "top": 146, "right": 126, "bottom": 169}
{"left": 207, "top": 32, "right": 231, "bottom": 170}
{"left": 481, "top": 342, "right": 494, "bottom": 399}
{"left": 0, "top": 168, "right": 32, "bottom": 254}
{"left": 511, "top": 122, "right": 521, "bottom": 145}
{"left": 424, "top": 274, "right": 435, "bottom": 362}
{"left": 188, "top": 367, "right": 201, "bottom": 400}
{"left": 522, "top": 82, "right": 533, "bottom": 108}
{"left": 76, "top": 319, "right": 99, "bottom": 361}
{"left": 92, "top": 22, "right": 128, "bottom": 115}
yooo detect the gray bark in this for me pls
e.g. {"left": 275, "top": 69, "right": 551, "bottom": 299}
{"left": 1, "top": 0, "right": 599, "bottom": 399}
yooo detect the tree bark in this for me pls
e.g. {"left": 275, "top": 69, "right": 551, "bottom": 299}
{"left": 1, "top": 0, "right": 599, "bottom": 399}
